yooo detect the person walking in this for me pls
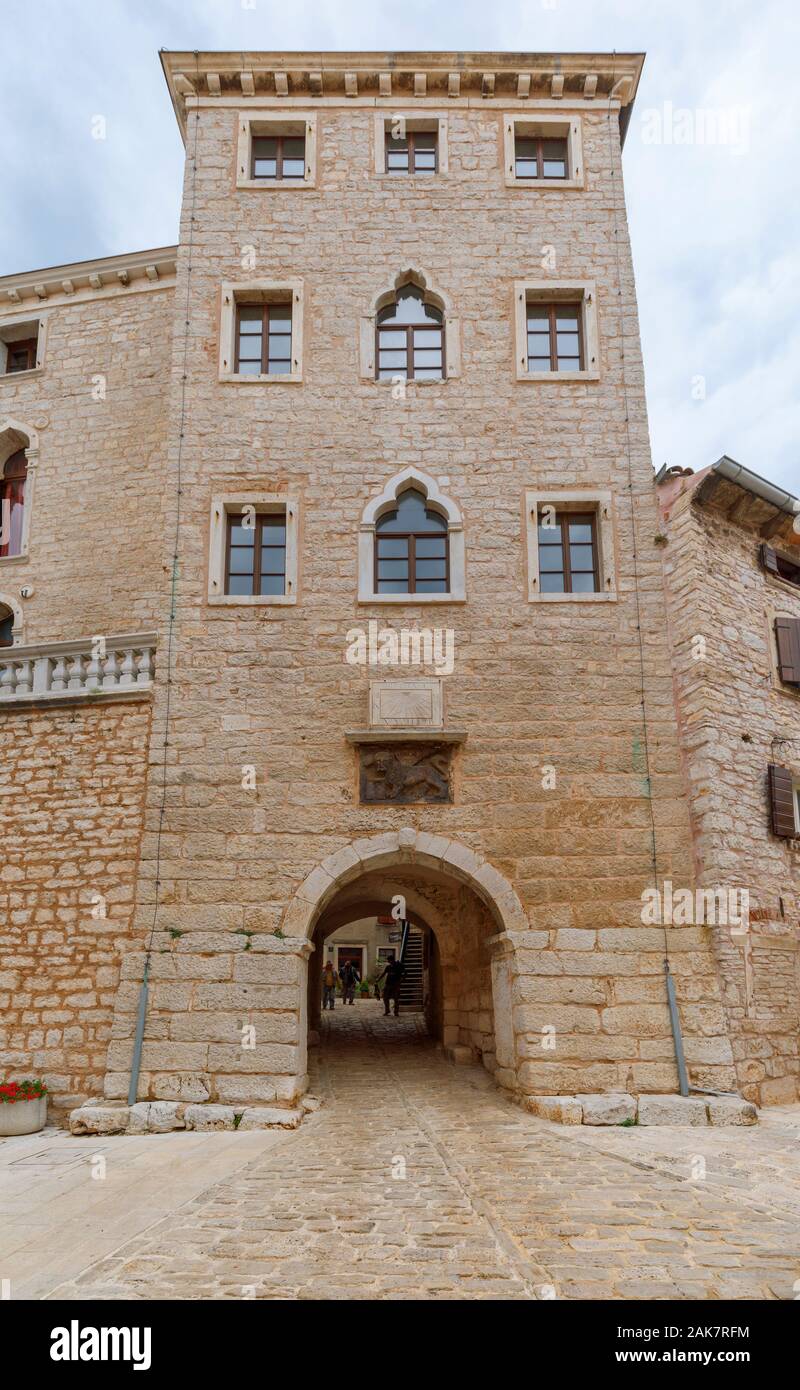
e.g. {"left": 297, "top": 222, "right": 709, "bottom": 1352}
{"left": 376, "top": 956, "right": 404, "bottom": 1017}
{"left": 341, "top": 958, "right": 360, "bottom": 1005}
{"left": 322, "top": 960, "right": 339, "bottom": 1011}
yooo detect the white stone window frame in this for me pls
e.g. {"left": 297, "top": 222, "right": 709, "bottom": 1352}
{"left": 0, "top": 314, "right": 48, "bottom": 379}
{"left": 503, "top": 112, "right": 584, "bottom": 190}
{"left": 0, "top": 591, "right": 24, "bottom": 644}
{"left": 373, "top": 113, "right": 449, "bottom": 176}
{"left": 208, "top": 493, "right": 299, "bottom": 607}
{"left": 358, "top": 466, "right": 465, "bottom": 606}
{"left": 219, "top": 280, "right": 304, "bottom": 384}
{"left": 514, "top": 280, "right": 599, "bottom": 383}
{"left": 525, "top": 488, "right": 617, "bottom": 603}
{"left": 0, "top": 417, "right": 39, "bottom": 566}
{"left": 359, "top": 268, "right": 460, "bottom": 383}
{"left": 235, "top": 111, "right": 317, "bottom": 190}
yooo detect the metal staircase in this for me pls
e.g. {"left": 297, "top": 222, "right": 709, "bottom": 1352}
{"left": 398, "top": 925, "right": 424, "bottom": 1009}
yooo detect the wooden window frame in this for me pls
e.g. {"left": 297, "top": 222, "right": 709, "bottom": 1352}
{"left": 224, "top": 510, "right": 287, "bottom": 598}
{"left": 5, "top": 338, "right": 38, "bottom": 374}
{"left": 537, "top": 510, "right": 599, "bottom": 595}
{"left": 0, "top": 450, "right": 28, "bottom": 560}
{"left": 372, "top": 315, "right": 444, "bottom": 380}
{"left": 384, "top": 129, "right": 439, "bottom": 175}
{"left": 249, "top": 132, "right": 306, "bottom": 182}
{"left": 768, "top": 763, "right": 799, "bottom": 838}
{"left": 373, "top": 526, "right": 450, "bottom": 595}
{"left": 233, "top": 303, "right": 292, "bottom": 376}
{"left": 526, "top": 301, "right": 584, "bottom": 373}
{"left": 514, "top": 133, "right": 569, "bottom": 180}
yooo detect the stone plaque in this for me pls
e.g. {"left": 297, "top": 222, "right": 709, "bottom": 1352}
{"left": 359, "top": 742, "right": 453, "bottom": 804}
{"left": 369, "top": 677, "right": 443, "bottom": 729}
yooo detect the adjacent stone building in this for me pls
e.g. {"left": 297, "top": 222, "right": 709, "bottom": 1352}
{"left": 1, "top": 49, "right": 797, "bottom": 1122}
{"left": 657, "top": 458, "right": 800, "bottom": 1106}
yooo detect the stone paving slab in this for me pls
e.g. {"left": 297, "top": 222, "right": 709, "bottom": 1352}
{"left": 2, "top": 1004, "right": 799, "bottom": 1301}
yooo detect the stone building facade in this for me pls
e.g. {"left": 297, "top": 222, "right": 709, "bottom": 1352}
{"left": 1, "top": 50, "right": 796, "bottom": 1122}
{"left": 657, "top": 460, "right": 800, "bottom": 1106}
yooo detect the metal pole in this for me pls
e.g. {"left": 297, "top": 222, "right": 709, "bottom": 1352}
{"left": 399, "top": 919, "right": 410, "bottom": 963}
{"left": 127, "top": 961, "right": 150, "bottom": 1106}
{"left": 665, "top": 961, "right": 689, "bottom": 1097}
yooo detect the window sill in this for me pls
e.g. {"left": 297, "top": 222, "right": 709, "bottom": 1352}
{"left": 235, "top": 178, "right": 316, "bottom": 191}
{"left": 208, "top": 594, "right": 296, "bottom": 607}
{"left": 219, "top": 372, "right": 303, "bottom": 386}
{"left": 0, "top": 552, "right": 29, "bottom": 564}
{"left": 528, "top": 590, "right": 617, "bottom": 603}
{"left": 517, "top": 369, "right": 599, "bottom": 384}
{"left": 1, "top": 366, "right": 43, "bottom": 382}
{"left": 358, "top": 593, "right": 465, "bottom": 605}
{"left": 764, "top": 571, "right": 800, "bottom": 600}
{"left": 505, "top": 177, "right": 584, "bottom": 191}
{"left": 369, "top": 376, "right": 448, "bottom": 387}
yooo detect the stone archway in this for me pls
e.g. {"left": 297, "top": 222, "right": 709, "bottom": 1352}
{"left": 282, "top": 828, "right": 530, "bottom": 1092}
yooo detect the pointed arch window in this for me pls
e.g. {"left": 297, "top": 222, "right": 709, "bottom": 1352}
{"left": 375, "top": 488, "right": 449, "bottom": 594}
{"left": 0, "top": 450, "right": 27, "bottom": 558}
{"left": 376, "top": 285, "right": 444, "bottom": 381}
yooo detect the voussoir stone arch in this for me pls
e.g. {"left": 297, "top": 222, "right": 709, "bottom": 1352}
{"left": 282, "top": 827, "right": 530, "bottom": 942}
{"left": 0, "top": 417, "right": 39, "bottom": 466}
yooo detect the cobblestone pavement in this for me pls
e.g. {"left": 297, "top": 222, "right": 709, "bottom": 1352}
{"left": 4, "top": 1001, "right": 800, "bottom": 1300}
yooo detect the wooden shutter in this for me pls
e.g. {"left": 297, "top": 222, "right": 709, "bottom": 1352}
{"left": 775, "top": 617, "right": 800, "bottom": 686}
{"left": 768, "top": 764, "right": 797, "bottom": 837}
{"left": 759, "top": 543, "right": 780, "bottom": 576}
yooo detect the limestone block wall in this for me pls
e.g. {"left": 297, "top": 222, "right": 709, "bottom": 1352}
{"left": 108, "top": 93, "right": 737, "bottom": 1103}
{"left": 0, "top": 700, "right": 151, "bottom": 1112}
{"left": 660, "top": 489, "right": 800, "bottom": 1104}
{"left": 0, "top": 282, "right": 173, "bottom": 644}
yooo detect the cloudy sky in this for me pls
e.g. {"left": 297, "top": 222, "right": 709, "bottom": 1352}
{"left": 2, "top": 0, "right": 797, "bottom": 491}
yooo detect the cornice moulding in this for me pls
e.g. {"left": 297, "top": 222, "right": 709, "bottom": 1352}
{"left": 0, "top": 247, "right": 178, "bottom": 312}
{"left": 160, "top": 48, "right": 644, "bottom": 142}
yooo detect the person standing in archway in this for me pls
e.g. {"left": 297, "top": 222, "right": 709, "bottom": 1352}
{"left": 341, "top": 958, "right": 360, "bottom": 1005}
{"left": 377, "top": 957, "right": 404, "bottom": 1017}
{"left": 322, "top": 960, "right": 339, "bottom": 1011}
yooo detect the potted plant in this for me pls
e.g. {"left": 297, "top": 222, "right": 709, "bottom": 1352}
{"left": 358, "top": 979, "right": 370, "bottom": 998}
{"left": 0, "top": 1079, "right": 48, "bottom": 1137}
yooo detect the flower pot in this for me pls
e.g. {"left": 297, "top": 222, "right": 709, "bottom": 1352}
{"left": 0, "top": 1095, "right": 48, "bottom": 1137}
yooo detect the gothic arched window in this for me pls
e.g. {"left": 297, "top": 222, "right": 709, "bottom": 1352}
{"left": 376, "top": 285, "right": 444, "bottom": 381}
{"left": 0, "top": 449, "right": 27, "bottom": 558}
{"left": 374, "top": 487, "right": 449, "bottom": 594}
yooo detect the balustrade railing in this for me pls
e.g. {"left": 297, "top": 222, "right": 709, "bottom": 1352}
{"left": 0, "top": 633, "right": 157, "bottom": 704}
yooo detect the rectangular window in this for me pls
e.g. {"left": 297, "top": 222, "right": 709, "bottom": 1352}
{"left": 527, "top": 303, "right": 583, "bottom": 373}
{"left": 514, "top": 135, "right": 568, "bottom": 180}
{"left": 537, "top": 512, "right": 598, "bottom": 594}
{"left": 225, "top": 512, "right": 287, "bottom": 597}
{"left": 761, "top": 543, "right": 800, "bottom": 589}
{"left": 5, "top": 337, "right": 37, "bottom": 374}
{"left": 376, "top": 324, "right": 444, "bottom": 381}
{"left": 251, "top": 133, "right": 306, "bottom": 181}
{"left": 385, "top": 129, "right": 438, "bottom": 175}
{"left": 234, "top": 303, "right": 292, "bottom": 375}
{"left": 375, "top": 535, "right": 449, "bottom": 594}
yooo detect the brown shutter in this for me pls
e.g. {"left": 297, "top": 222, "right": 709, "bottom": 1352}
{"left": 759, "top": 542, "right": 780, "bottom": 576}
{"left": 775, "top": 617, "right": 800, "bottom": 686}
{"left": 768, "top": 764, "right": 797, "bottom": 837}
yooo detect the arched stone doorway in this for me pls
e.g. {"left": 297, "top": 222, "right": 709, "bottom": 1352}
{"left": 283, "top": 828, "right": 529, "bottom": 1091}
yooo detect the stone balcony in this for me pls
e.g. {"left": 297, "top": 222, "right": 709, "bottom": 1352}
{"left": 0, "top": 631, "right": 157, "bottom": 706}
